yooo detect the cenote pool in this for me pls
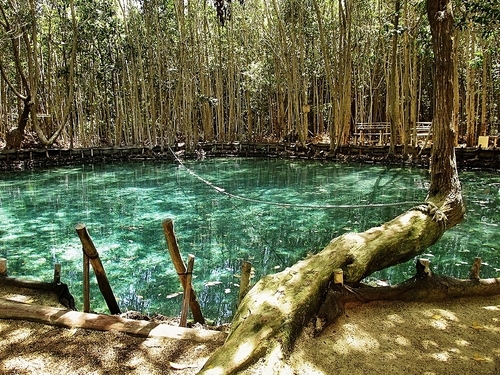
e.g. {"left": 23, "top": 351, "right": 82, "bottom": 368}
{"left": 0, "top": 158, "right": 499, "bottom": 323}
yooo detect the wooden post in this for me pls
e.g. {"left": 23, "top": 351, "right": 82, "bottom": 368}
{"left": 83, "top": 253, "right": 90, "bottom": 313}
{"left": 180, "top": 254, "right": 195, "bottom": 327}
{"left": 416, "top": 258, "right": 432, "bottom": 278}
{"left": 333, "top": 269, "right": 344, "bottom": 285}
{"left": 75, "top": 223, "right": 121, "bottom": 315}
{"left": 238, "top": 261, "right": 252, "bottom": 305}
{"left": 469, "top": 257, "right": 482, "bottom": 280}
{"left": 53, "top": 263, "right": 61, "bottom": 284}
{"left": 162, "top": 219, "right": 205, "bottom": 324}
{"left": 0, "top": 258, "right": 7, "bottom": 276}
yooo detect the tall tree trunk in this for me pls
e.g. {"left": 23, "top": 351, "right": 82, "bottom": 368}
{"left": 388, "top": 0, "right": 401, "bottom": 156}
{"left": 465, "top": 27, "right": 476, "bottom": 146}
{"left": 453, "top": 30, "right": 460, "bottom": 146}
{"left": 427, "top": 0, "right": 464, "bottom": 221}
{"left": 479, "top": 45, "right": 488, "bottom": 137}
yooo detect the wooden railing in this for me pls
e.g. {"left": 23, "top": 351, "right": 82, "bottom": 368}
{"left": 354, "top": 122, "right": 432, "bottom": 145}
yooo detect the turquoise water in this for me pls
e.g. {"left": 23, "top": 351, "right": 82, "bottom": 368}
{"left": 0, "top": 158, "right": 499, "bottom": 323}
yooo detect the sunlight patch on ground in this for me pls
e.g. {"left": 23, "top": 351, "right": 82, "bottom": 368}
{"left": 429, "top": 318, "right": 448, "bottom": 330}
{"left": 331, "top": 323, "right": 380, "bottom": 355}
{"left": 386, "top": 313, "right": 405, "bottom": 324}
{"left": 430, "top": 351, "right": 450, "bottom": 361}
{"left": 3, "top": 355, "right": 52, "bottom": 373}
{"left": 422, "top": 308, "right": 460, "bottom": 330}
{"left": 423, "top": 309, "right": 459, "bottom": 322}
{"left": 455, "top": 339, "right": 471, "bottom": 347}
{"left": 482, "top": 305, "right": 500, "bottom": 311}
{"left": 7, "top": 327, "right": 34, "bottom": 343}
{"left": 394, "top": 334, "right": 411, "bottom": 347}
{"left": 4, "top": 294, "right": 35, "bottom": 304}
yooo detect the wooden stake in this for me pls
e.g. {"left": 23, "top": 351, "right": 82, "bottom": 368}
{"left": 83, "top": 253, "right": 90, "bottom": 313}
{"left": 416, "top": 258, "right": 432, "bottom": 278}
{"left": 469, "top": 257, "right": 482, "bottom": 280}
{"left": 180, "top": 254, "right": 195, "bottom": 327}
{"left": 238, "top": 261, "right": 252, "bottom": 305}
{"left": 333, "top": 269, "right": 344, "bottom": 285}
{"left": 162, "top": 219, "right": 205, "bottom": 324}
{"left": 53, "top": 263, "right": 61, "bottom": 284}
{"left": 0, "top": 258, "right": 7, "bottom": 276}
{"left": 75, "top": 223, "right": 121, "bottom": 315}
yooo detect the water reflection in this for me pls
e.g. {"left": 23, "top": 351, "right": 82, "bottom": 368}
{"left": 0, "top": 159, "right": 498, "bottom": 323}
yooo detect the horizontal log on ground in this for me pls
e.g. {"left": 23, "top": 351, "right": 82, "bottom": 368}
{"left": 330, "top": 275, "right": 500, "bottom": 308}
{"left": 355, "top": 275, "right": 500, "bottom": 302}
{"left": 317, "top": 275, "right": 500, "bottom": 330}
{"left": 0, "top": 299, "right": 227, "bottom": 343}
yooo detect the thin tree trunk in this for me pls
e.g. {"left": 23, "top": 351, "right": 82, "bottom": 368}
{"left": 480, "top": 45, "right": 488, "bottom": 137}
{"left": 388, "top": 0, "right": 401, "bottom": 156}
{"left": 465, "top": 28, "right": 476, "bottom": 146}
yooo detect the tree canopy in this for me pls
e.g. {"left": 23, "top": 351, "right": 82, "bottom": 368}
{"left": 1, "top": 0, "right": 499, "bottom": 149}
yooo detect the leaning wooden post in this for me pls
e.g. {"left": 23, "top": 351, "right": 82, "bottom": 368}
{"left": 83, "top": 253, "right": 90, "bottom": 313}
{"left": 75, "top": 223, "right": 121, "bottom": 315}
{"left": 180, "top": 254, "right": 195, "bottom": 327}
{"left": 238, "top": 261, "right": 252, "bottom": 305}
{"left": 162, "top": 219, "right": 205, "bottom": 324}
{"left": 0, "top": 258, "right": 7, "bottom": 276}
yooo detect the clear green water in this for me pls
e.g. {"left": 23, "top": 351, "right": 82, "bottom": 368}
{"left": 0, "top": 158, "right": 499, "bottom": 323}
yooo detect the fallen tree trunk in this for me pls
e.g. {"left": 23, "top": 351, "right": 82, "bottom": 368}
{"left": 0, "top": 299, "right": 226, "bottom": 343}
{"left": 199, "top": 203, "right": 462, "bottom": 374}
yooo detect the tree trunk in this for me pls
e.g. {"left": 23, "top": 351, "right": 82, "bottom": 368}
{"left": 198, "top": 1, "right": 464, "bottom": 374}
{"left": 5, "top": 96, "right": 31, "bottom": 149}
{"left": 465, "top": 27, "right": 476, "bottom": 147}
{"left": 426, "top": 0, "right": 464, "bottom": 222}
{"left": 388, "top": 0, "right": 401, "bottom": 156}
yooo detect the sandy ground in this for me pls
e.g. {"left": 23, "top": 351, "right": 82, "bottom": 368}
{"left": 1, "top": 285, "right": 499, "bottom": 375}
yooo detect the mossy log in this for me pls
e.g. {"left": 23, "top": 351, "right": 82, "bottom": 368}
{"left": 199, "top": 201, "right": 462, "bottom": 374}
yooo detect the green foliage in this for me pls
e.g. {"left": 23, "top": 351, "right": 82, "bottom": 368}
{"left": 1, "top": 0, "right": 500, "bottom": 147}
{"left": 457, "top": 0, "right": 500, "bottom": 35}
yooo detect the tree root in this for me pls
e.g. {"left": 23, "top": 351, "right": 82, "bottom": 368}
{"left": 315, "top": 270, "right": 500, "bottom": 335}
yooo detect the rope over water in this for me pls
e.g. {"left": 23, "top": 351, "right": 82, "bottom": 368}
{"left": 169, "top": 147, "right": 423, "bottom": 209}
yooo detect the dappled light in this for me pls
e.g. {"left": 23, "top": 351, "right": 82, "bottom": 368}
{"left": 331, "top": 323, "right": 380, "bottom": 354}
{"left": 233, "top": 341, "right": 257, "bottom": 366}
{"left": 0, "top": 318, "right": 223, "bottom": 375}
{"left": 284, "top": 297, "right": 500, "bottom": 375}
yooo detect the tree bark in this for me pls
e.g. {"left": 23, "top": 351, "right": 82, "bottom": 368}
{"left": 198, "top": 1, "right": 464, "bottom": 374}
{"left": 426, "top": 0, "right": 465, "bottom": 223}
